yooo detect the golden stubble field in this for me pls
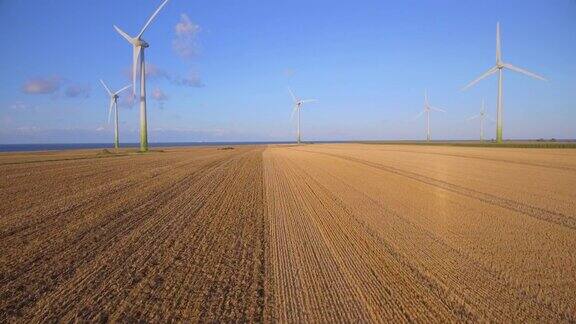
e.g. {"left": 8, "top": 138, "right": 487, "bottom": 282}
{"left": 1, "top": 144, "right": 575, "bottom": 322}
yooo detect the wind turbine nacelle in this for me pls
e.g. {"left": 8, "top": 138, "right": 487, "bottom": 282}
{"left": 113, "top": 94, "right": 119, "bottom": 100}
{"left": 136, "top": 39, "right": 149, "bottom": 48}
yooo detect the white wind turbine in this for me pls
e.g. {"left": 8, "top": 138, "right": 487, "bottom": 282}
{"left": 467, "top": 99, "right": 492, "bottom": 142}
{"left": 113, "top": 0, "right": 171, "bottom": 152}
{"left": 100, "top": 80, "right": 131, "bottom": 149}
{"left": 288, "top": 87, "right": 317, "bottom": 144}
{"left": 462, "top": 22, "right": 547, "bottom": 143}
{"left": 415, "top": 89, "right": 445, "bottom": 141}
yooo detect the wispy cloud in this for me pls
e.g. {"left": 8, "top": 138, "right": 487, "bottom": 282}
{"left": 0, "top": 116, "right": 13, "bottom": 127}
{"left": 119, "top": 92, "right": 136, "bottom": 108}
{"left": 174, "top": 71, "right": 205, "bottom": 88}
{"left": 65, "top": 84, "right": 91, "bottom": 98}
{"left": 152, "top": 87, "right": 168, "bottom": 109}
{"left": 283, "top": 68, "right": 295, "bottom": 78}
{"left": 152, "top": 88, "right": 168, "bottom": 101}
{"left": 123, "top": 63, "right": 170, "bottom": 81}
{"left": 124, "top": 62, "right": 205, "bottom": 88}
{"left": 15, "top": 125, "right": 40, "bottom": 133}
{"left": 173, "top": 14, "right": 201, "bottom": 59}
{"left": 0, "top": 125, "right": 268, "bottom": 144}
{"left": 9, "top": 101, "right": 36, "bottom": 111}
{"left": 21, "top": 76, "right": 62, "bottom": 94}
{"left": 145, "top": 64, "right": 171, "bottom": 79}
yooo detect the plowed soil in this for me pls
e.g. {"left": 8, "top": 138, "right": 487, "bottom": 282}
{"left": 1, "top": 144, "right": 575, "bottom": 322}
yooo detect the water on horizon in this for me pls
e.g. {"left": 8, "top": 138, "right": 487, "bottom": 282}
{"left": 0, "top": 142, "right": 293, "bottom": 153}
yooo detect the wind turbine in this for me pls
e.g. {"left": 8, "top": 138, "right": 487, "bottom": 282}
{"left": 100, "top": 80, "right": 131, "bottom": 149}
{"left": 288, "top": 87, "right": 317, "bottom": 144}
{"left": 467, "top": 99, "right": 491, "bottom": 142}
{"left": 462, "top": 22, "right": 547, "bottom": 143}
{"left": 113, "top": 0, "right": 171, "bottom": 152}
{"left": 415, "top": 89, "right": 445, "bottom": 141}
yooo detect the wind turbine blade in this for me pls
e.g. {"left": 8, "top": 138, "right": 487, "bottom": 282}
{"left": 424, "top": 89, "right": 428, "bottom": 106}
{"left": 99, "top": 79, "right": 113, "bottom": 96}
{"left": 467, "top": 114, "right": 480, "bottom": 121}
{"left": 114, "top": 84, "right": 132, "bottom": 95}
{"left": 114, "top": 25, "right": 133, "bottom": 43}
{"left": 137, "top": 0, "right": 171, "bottom": 38}
{"left": 413, "top": 110, "right": 424, "bottom": 120}
{"left": 462, "top": 66, "right": 498, "bottom": 90}
{"left": 496, "top": 22, "right": 501, "bottom": 63}
{"left": 300, "top": 99, "right": 317, "bottom": 103}
{"left": 108, "top": 99, "right": 114, "bottom": 124}
{"left": 287, "top": 87, "right": 297, "bottom": 103}
{"left": 290, "top": 105, "right": 298, "bottom": 120}
{"left": 503, "top": 63, "right": 547, "bottom": 81}
{"left": 430, "top": 106, "right": 446, "bottom": 113}
{"left": 132, "top": 46, "right": 141, "bottom": 95}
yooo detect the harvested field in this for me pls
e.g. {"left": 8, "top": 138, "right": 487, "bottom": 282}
{"left": 0, "top": 146, "right": 268, "bottom": 322}
{"left": 1, "top": 144, "right": 575, "bottom": 322}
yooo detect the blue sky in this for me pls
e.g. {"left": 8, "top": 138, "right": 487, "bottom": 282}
{"left": 0, "top": 0, "right": 574, "bottom": 143}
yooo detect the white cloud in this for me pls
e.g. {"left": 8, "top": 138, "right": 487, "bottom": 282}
{"left": 119, "top": 91, "right": 136, "bottom": 108}
{"left": 152, "top": 88, "right": 168, "bottom": 101}
{"left": 65, "top": 84, "right": 91, "bottom": 98}
{"left": 123, "top": 63, "right": 170, "bottom": 81}
{"left": 10, "top": 101, "right": 35, "bottom": 111}
{"left": 173, "top": 13, "right": 201, "bottom": 59}
{"left": 175, "top": 71, "right": 205, "bottom": 88}
{"left": 21, "top": 76, "right": 62, "bottom": 94}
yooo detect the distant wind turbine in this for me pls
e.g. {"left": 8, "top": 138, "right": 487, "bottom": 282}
{"left": 415, "top": 89, "right": 445, "bottom": 141}
{"left": 113, "top": 0, "right": 171, "bottom": 152}
{"left": 462, "top": 22, "right": 547, "bottom": 143}
{"left": 288, "top": 87, "right": 317, "bottom": 144}
{"left": 100, "top": 80, "right": 131, "bottom": 149}
{"left": 467, "top": 99, "right": 492, "bottom": 142}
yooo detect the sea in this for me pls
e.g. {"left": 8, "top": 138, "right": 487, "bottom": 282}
{"left": 0, "top": 142, "right": 296, "bottom": 153}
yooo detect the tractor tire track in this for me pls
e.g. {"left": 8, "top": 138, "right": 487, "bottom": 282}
{"left": 298, "top": 149, "right": 576, "bottom": 230}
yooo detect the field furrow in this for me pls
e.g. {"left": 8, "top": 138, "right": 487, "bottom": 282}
{"left": 2, "top": 143, "right": 574, "bottom": 322}
{"left": 264, "top": 144, "right": 576, "bottom": 322}
{"left": 0, "top": 146, "right": 267, "bottom": 322}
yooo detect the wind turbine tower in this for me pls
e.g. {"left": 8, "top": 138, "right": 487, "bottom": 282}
{"left": 416, "top": 89, "right": 445, "bottom": 141}
{"left": 463, "top": 22, "right": 547, "bottom": 143}
{"left": 468, "top": 99, "right": 490, "bottom": 142}
{"left": 288, "top": 87, "right": 317, "bottom": 144}
{"left": 99, "top": 80, "right": 131, "bottom": 149}
{"left": 113, "top": 0, "right": 171, "bottom": 152}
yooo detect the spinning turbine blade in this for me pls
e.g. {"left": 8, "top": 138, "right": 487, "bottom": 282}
{"left": 99, "top": 79, "right": 112, "bottom": 96}
{"left": 430, "top": 106, "right": 446, "bottom": 113}
{"left": 462, "top": 66, "right": 498, "bottom": 90}
{"left": 503, "top": 63, "right": 547, "bottom": 81}
{"left": 496, "top": 22, "right": 501, "bottom": 63}
{"left": 287, "top": 87, "right": 297, "bottom": 103}
{"left": 290, "top": 105, "right": 298, "bottom": 120}
{"left": 467, "top": 114, "right": 480, "bottom": 121}
{"left": 300, "top": 99, "right": 318, "bottom": 103}
{"left": 114, "top": 84, "right": 132, "bottom": 95}
{"left": 114, "top": 25, "right": 133, "bottom": 43}
{"left": 414, "top": 110, "right": 424, "bottom": 120}
{"left": 108, "top": 98, "right": 114, "bottom": 124}
{"left": 138, "top": 0, "right": 171, "bottom": 38}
